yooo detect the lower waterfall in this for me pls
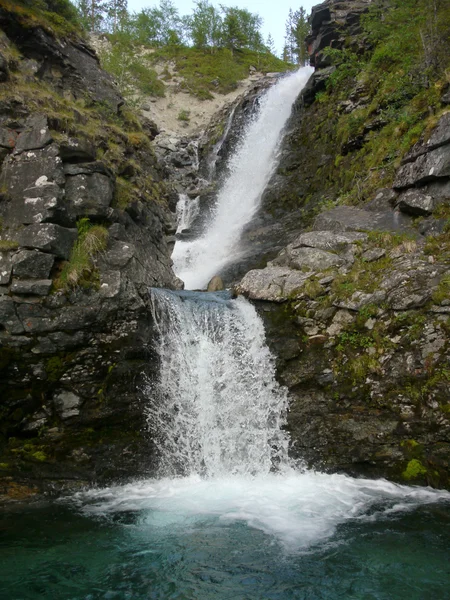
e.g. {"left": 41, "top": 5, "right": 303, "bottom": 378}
{"left": 74, "top": 289, "right": 449, "bottom": 554}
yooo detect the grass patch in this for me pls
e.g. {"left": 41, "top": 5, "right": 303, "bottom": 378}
{"left": 54, "top": 218, "right": 108, "bottom": 291}
{"left": 150, "top": 46, "right": 291, "bottom": 99}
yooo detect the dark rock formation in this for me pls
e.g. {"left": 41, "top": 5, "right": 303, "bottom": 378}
{"left": 0, "top": 13, "right": 181, "bottom": 500}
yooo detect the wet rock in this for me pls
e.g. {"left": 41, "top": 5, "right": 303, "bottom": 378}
{"left": 396, "top": 189, "right": 435, "bottom": 216}
{"left": 17, "top": 223, "right": 77, "bottom": 259}
{"left": 207, "top": 275, "right": 224, "bottom": 291}
{"left": 364, "top": 188, "right": 398, "bottom": 212}
{"left": 14, "top": 115, "right": 52, "bottom": 154}
{"left": 10, "top": 279, "right": 52, "bottom": 296}
{"left": 54, "top": 391, "right": 81, "bottom": 419}
{"left": 12, "top": 249, "right": 55, "bottom": 279}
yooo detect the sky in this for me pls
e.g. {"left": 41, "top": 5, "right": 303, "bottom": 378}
{"left": 127, "top": 0, "right": 317, "bottom": 56}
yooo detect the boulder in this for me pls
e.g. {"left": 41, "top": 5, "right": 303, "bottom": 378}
{"left": 0, "top": 126, "right": 17, "bottom": 149}
{"left": 1, "top": 144, "right": 64, "bottom": 202}
{"left": 291, "top": 230, "right": 367, "bottom": 251}
{"left": 12, "top": 249, "right": 55, "bottom": 279}
{"left": 8, "top": 182, "right": 68, "bottom": 226}
{"left": 207, "top": 275, "right": 224, "bottom": 291}
{"left": 17, "top": 223, "right": 77, "bottom": 259}
{"left": 65, "top": 172, "right": 114, "bottom": 219}
{"left": 286, "top": 246, "right": 343, "bottom": 270}
{"left": 394, "top": 144, "right": 450, "bottom": 189}
{"left": 235, "top": 266, "right": 311, "bottom": 302}
{"left": 14, "top": 115, "right": 52, "bottom": 154}
{"left": 54, "top": 391, "right": 81, "bottom": 419}
{"left": 313, "top": 206, "right": 413, "bottom": 233}
{"left": 0, "top": 296, "right": 24, "bottom": 333}
{"left": 396, "top": 189, "right": 435, "bottom": 216}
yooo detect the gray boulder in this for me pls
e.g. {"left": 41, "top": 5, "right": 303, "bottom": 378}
{"left": 59, "top": 137, "right": 96, "bottom": 162}
{"left": 15, "top": 115, "right": 53, "bottom": 154}
{"left": 291, "top": 230, "right": 367, "bottom": 251}
{"left": 396, "top": 189, "right": 435, "bottom": 216}
{"left": 12, "top": 249, "right": 55, "bottom": 279}
{"left": 65, "top": 172, "right": 114, "bottom": 219}
{"left": 314, "top": 206, "right": 413, "bottom": 233}
{"left": 394, "top": 144, "right": 450, "bottom": 189}
{"left": 235, "top": 266, "right": 311, "bottom": 302}
{"left": 17, "top": 223, "right": 77, "bottom": 259}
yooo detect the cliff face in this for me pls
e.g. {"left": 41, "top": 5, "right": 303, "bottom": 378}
{"left": 0, "top": 4, "right": 181, "bottom": 499}
{"left": 235, "top": 0, "right": 450, "bottom": 487}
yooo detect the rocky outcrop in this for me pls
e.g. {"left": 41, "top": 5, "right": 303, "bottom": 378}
{"left": 0, "top": 13, "right": 181, "bottom": 499}
{"left": 306, "top": 0, "right": 372, "bottom": 68}
{"left": 235, "top": 103, "right": 450, "bottom": 487}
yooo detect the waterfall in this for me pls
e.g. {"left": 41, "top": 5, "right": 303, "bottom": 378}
{"left": 175, "top": 193, "right": 200, "bottom": 235}
{"left": 147, "top": 289, "right": 290, "bottom": 478}
{"left": 172, "top": 67, "right": 313, "bottom": 290}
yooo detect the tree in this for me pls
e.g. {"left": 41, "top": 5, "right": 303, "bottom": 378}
{"left": 188, "top": 0, "right": 222, "bottom": 50}
{"left": 104, "top": 0, "right": 128, "bottom": 32}
{"left": 76, "top": 0, "right": 106, "bottom": 31}
{"left": 266, "top": 33, "right": 276, "bottom": 55}
{"left": 284, "top": 6, "right": 310, "bottom": 64}
{"left": 130, "top": 0, "right": 184, "bottom": 46}
{"left": 291, "top": 7, "right": 309, "bottom": 65}
{"left": 220, "top": 6, "right": 263, "bottom": 52}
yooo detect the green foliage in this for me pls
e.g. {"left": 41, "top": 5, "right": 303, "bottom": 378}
{"left": 151, "top": 46, "right": 290, "bottom": 98}
{"left": 2, "top": 0, "right": 82, "bottom": 36}
{"left": 99, "top": 35, "right": 165, "bottom": 99}
{"left": 402, "top": 458, "right": 427, "bottom": 481}
{"left": 55, "top": 218, "right": 108, "bottom": 290}
{"left": 177, "top": 109, "right": 190, "bottom": 122}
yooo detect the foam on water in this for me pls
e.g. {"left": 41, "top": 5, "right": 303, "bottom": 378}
{"left": 172, "top": 67, "right": 313, "bottom": 290}
{"left": 74, "top": 472, "right": 450, "bottom": 550}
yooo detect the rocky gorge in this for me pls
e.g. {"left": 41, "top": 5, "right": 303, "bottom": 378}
{"left": 0, "top": 0, "right": 449, "bottom": 502}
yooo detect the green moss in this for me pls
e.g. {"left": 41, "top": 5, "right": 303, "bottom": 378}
{"left": 402, "top": 459, "right": 427, "bottom": 481}
{"left": 177, "top": 109, "right": 191, "bottom": 122}
{"left": 0, "top": 240, "right": 19, "bottom": 251}
{"left": 45, "top": 356, "right": 64, "bottom": 382}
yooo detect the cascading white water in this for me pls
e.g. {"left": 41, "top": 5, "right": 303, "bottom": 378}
{"left": 77, "top": 289, "right": 450, "bottom": 550}
{"left": 175, "top": 193, "right": 200, "bottom": 235}
{"left": 147, "top": 289, "right": 290, "bottom": 478}
{"left": 172, "top": 67, "right": 313, "bottom": 290}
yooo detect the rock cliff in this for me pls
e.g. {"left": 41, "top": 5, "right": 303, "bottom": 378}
{"left": 0, "top": 3, "right": 181, "bottom": 499}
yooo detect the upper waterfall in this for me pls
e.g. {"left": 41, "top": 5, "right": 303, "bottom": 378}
{"left": 172, "top": 67, "right": 313, "bottom": 290}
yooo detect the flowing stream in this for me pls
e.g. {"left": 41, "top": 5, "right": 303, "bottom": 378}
{"left": 2, "top": 70, "right": 450, "bottom": 600}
